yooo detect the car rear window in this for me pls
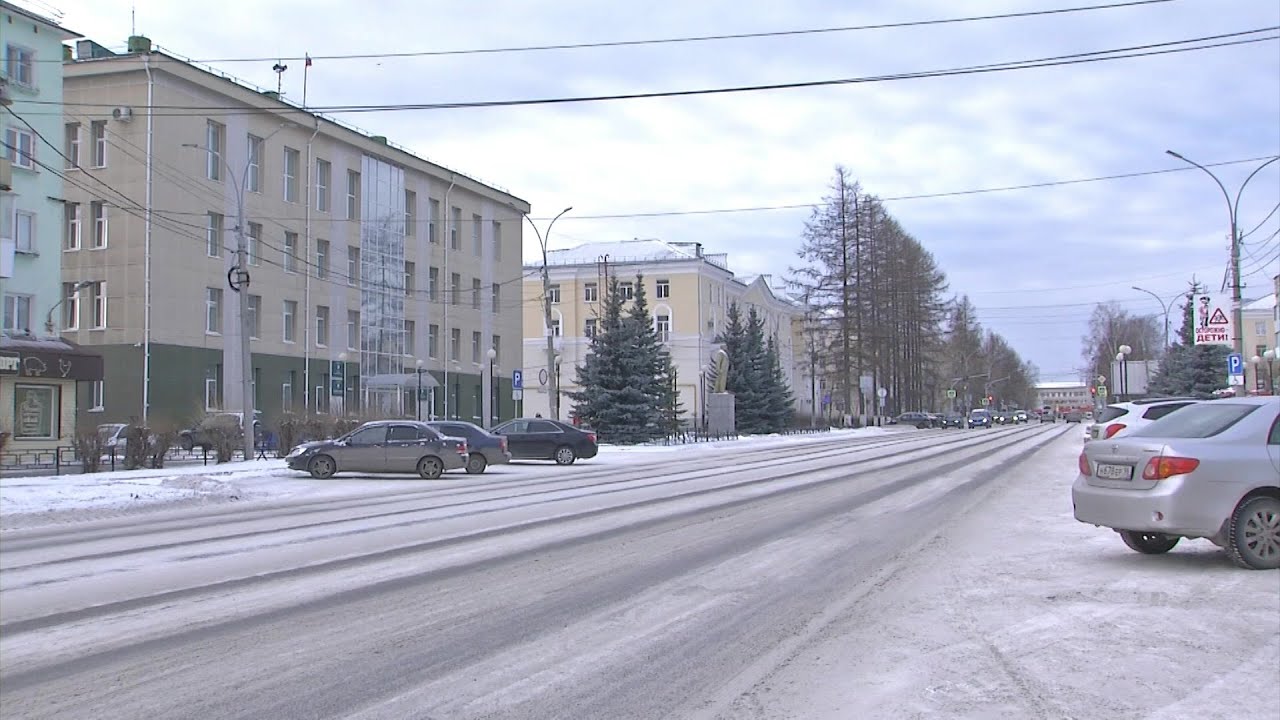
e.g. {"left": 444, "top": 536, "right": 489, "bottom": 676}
{"left": 1096, "top": 405, "right": 1127, "bottom": 423}
{"left": 1131, "top": 403, "right": 1257, "bottom": 439}
{"left": 1141, "top": 402, "right": 1194, "bottom": 420}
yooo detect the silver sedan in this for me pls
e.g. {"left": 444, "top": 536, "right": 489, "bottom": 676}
{"left": 1072, "top": 396, "right": 1280, "bottom": 569}
{"left": 286, "top": 421, "right": 469, "bottom": 479}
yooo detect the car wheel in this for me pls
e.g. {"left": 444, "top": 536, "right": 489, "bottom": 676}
{"left": 917, "top": 422, "right": 928, "bottom": 429}
{"left": 465, "top": 454, "right": 487, "bottom": 474}
{"left": 1119, "top": 530, "right": 1180, "bottom": 554}
{"left": 1226, "top": 495, "right": 1280, "bottom": 570}
{"left": 554, "top": 445, "right": 577, "bottom": 465}
{"left": 308, "top": 454, "right": 336, "bottom": 479}
{"left": 417, "top": 456, "right": 443, "bottom": 480}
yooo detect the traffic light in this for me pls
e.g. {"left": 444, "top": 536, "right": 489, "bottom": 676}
{"left": 1089, "top": 387, "right": 1097, "bottom": 397}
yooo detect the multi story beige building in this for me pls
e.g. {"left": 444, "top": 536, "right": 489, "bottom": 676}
{"left": 520, "top": 239, "right": 810, "bottom": 427}
{"left": 59, "top": 39, "right": 527, "bottom": 431}
{"left": 1242, "top": 292, "right": 1276, "bottom": 395}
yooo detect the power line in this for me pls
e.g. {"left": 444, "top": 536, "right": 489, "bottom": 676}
{"left": 28, "top": 28, "right": 1276, "bottom": 118}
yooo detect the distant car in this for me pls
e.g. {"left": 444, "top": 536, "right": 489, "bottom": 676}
{"left": 968, "top": 409, "right": 992, "bottom": 428}
{"left": 1064, "top": 410, "right": 1084, "bottom": 423}
{"left": 180, "top": 411, "right": 263, "bottom": 452}
{"left": 97, "top": 423, "right": 129, "bottom": 454}
{"left": 896, "top": 412, "right": 935, "bottom": 429}
{"left": 493, "top": 418, "right": 599, "bottom": 465}
{"left": 285, "top": 420, "right": 468, "bottom": 479}
{"left": 940, "top": 413, "right": 966, "bottom": 429}
{"left": 993, "top": 410, "right": 1018, "bottom": 425}
{"left": 425, "top": 420, "right": 512, "bottom": 474}
{"left": 1013, "top": 410, "right": 1029, "bottom": 423}
{"left": 1089, "top": 398, "right": 1200, "bottom": 442}
{"left": 1073, "top": 396, "right": 1280, "bottom": 569}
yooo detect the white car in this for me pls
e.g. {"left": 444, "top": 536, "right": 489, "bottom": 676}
{"left": 1089, "top": 397, "right": 1201, "bottom": 442}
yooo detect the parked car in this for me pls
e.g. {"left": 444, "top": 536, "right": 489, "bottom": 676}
{"left": 1063, "top": 410, "right": 1084, "bottom": 423}
{"left": 425, "top": 420, "right": 512, "bottom": 474}
{"left": 179, "top": 411, "right": 263, "bottom": 452}
{"left": 97, "top": 423, "right": 129, "bottom": 454}
{"left": 895, "top": 412, "right": 935, "bottom": 429}
{"left": 285, "top": 420, "right": 468, "bottom": 479}
{"left": 939, "top": 413, "right": 966, "bottom": 429}
{"left": 492, "top": 418, "right": 598, "bottom": 465}
{"left": 967, "top": 409, "right": 992, "bottom": 428}
{"left": 1089, "top": 397, "right": 1200, "bottom": 442}
{"left": 1073, "top": 396, "right": 1280, "bottom": 570}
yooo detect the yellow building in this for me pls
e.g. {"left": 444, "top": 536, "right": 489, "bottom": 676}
{"left": 520, "top": 239, "right": 810, "bottom": 427}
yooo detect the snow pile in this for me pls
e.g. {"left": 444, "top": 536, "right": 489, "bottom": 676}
{"left": 159, "top": 475, "right": 244, "bottom": 498}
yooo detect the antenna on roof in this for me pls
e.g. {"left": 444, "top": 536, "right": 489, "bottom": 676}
{"left": 131, "top": 4, "right": 136, "bottom": 35}
{"left": 272, "top": 60, "right": 288, "bottom": 96}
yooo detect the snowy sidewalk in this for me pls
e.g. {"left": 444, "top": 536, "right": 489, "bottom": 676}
{"left": 718, "top": 430, "right": 1280, "bottom": 719}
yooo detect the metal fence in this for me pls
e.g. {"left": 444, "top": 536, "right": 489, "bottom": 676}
{"left": 645, "top": 425, "right": 832, "bottom": 446}
{"left": 0, "top": 445, "right": 262, "bottom": 477}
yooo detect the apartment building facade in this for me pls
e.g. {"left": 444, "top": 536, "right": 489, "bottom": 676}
{"left": 520, "top": 239, "right": 808, "bottom": 427}
{"left": 59, "top": 41, "right": 527, "bottom": 431}
{"left": 1241, "top": 292, "right": 1276, "bottom": 395}
{"left": 1, "top": 2, "right": 103, "bottom": 454}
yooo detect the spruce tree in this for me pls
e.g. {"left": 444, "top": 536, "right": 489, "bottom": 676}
{"left": 766, "top": 334, "right": 795, "bottom": 431}
{"left": 567, "top": 276, "right": 651, "bottom": 443}
{"left": 622, "top": 273, "right": 670, "bottom": 440}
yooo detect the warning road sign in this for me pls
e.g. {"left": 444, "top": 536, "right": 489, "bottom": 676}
{"left": 1193, "top": 294, "right": 1233, "bottom": 347}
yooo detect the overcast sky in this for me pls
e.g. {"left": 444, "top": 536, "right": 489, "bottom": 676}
{"left": 36, "top": 0, "right": 1280, "bottom": 381}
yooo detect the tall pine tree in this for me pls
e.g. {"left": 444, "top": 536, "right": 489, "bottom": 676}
{"left": 765, "top": 334, "right": 795, "bottom": 431}
{"left": 715, "top": 302, "right": 795, "bottom": 434}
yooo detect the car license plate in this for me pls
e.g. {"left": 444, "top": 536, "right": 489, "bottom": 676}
{"left": 1096, "top": 463, "right": 1132, "bottom": 480}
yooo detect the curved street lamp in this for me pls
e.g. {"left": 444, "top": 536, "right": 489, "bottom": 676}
{"left": 523, "top": 206, "right": 573, "bottom": 421}
{"left": 1131, "top": 285, "right": 1176, "bottom": 352}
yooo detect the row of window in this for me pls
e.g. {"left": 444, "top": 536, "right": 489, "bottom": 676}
{"left": 201, "top": 289, "right": 503, "bottom": 364}
{"left": 552, "top": 314, "right": 672, "bottom": 343}
{"left": 1, "top": 283, "right": 108, "bottom": 334}
{"left": 550, "top": 279, "right": 672, "bottom": 304}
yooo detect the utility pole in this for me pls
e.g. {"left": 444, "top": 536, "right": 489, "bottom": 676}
{"left": 523, "top": 206, "right": 572, "bottom": 420}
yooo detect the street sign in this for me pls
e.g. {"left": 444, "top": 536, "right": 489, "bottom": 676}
{"left": 1098, "top": 385, "right": 1107, "bottom": 398}
{"left": 946, "top": 389, "right": 957, "bottom": 399}
{"left": 877, "top": 387, "right": 887, "bottom": 398}
{"left": 981, "top": 397, "right": 990, "bottom": 406}
{"left": 512, "top": 389, "right": 524, "bottom": 401}
{"left": 1193, "top": 294, "right": 1233, "bottom": 347}
{"left": 1226, "top": 353, "right": 1244, "bottom": 375}
{"left": 512, "top": 369, "right": 524, "bottom": 390}
{"left": 329, "top": 360, "right": 346, "bottom": 397}
{"left": 1228, "top": 374, "right": 1245, "bottom": 386}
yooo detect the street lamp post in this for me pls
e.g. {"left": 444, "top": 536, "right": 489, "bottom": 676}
{"left": 44, "top": 280, "right": 92, "bottom": 336}
{"left": 487, "top": 347, "right": 497, "bottom": 428}
{"left": 522, "top": 206, "right": 573, "bottom": 421}
{"left": 1116, "top": 344, "right": 1132, "bottom": 401}
{"left": 1165, "top": 151, "right": 1279, "bottom": 357}
{"left": 1131, "top": 285, "right": 1175, "bottom": 352}
{"left": 415, "top": 359, "right": 424, "bottom": 421}
{"left": 1263, "top": 349, "right": 1278, "bottom": 395}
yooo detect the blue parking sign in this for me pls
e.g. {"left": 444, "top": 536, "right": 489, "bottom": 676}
{"left": 512, "top": 369, "right": 523, "bottom": 390}
{"left": 1226, "top": 353, "right": 1244, "bottom": 375}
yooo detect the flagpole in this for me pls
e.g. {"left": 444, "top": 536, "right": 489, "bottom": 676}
{"left": 302, "top": 54, "right": 310, "bottom": 109}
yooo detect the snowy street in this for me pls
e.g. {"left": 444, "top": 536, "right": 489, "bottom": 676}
{"left": 1, "top": 425, "right": 1275, "bottom": 719}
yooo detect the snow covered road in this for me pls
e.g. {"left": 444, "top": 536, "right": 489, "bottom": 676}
{"left": 1, "top": 424, "right": 1275, "bottom": 719}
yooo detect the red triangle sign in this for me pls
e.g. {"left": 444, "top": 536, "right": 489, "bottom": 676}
{"left": 1208, "top": 308, "right": 1229, "bottom": 325}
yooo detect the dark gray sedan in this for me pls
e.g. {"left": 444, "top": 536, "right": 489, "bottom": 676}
{"left": 285, "top": 421, "right": 468, "bottom": 479}
{"left": 425, "top": 420, "right": 512, "bottom": 474}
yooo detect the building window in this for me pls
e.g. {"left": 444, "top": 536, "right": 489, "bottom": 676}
{"left": 91, "top": 121, "right": 108, "bottom": 168}
{"left": 13, "top": 385, "right": 58, "bottom": 439}
{"left": 347, "top": 247, "right": 360, "bottom": 285}
{"left": 1256, "top": 321, "right": 1267, "bottom": 337}
{"left": 405, "top": 261, "right": 415, "bottom": 297}
{"left": 4, "top": 127, "right": 34, "bottom": 169}
{"left": 247, "top": 222, "right": 262, "bottom": 265}
{"left": 450, "top": 328, "right": 461, "bottom": 361}
{"left": 205, "top": 373, "right": 220, "bottom": 411}
{"left": 584, "top": 318, "right": 597, "bottom": 338}
{"left": 492, "top": 283, "right": 500, "bottom": 312}
{"left": 405, "top": 319, "right": 416, "bottom": 356}
{"left": 284, "top": 231, "right": 299, "bottom": 273}
{"left": 206, "top": 212, "right": 224, "bottom": 257}
{"left": 247, "top": 294, "right": 261, "bottom": 339}
{"left": 246, "top": 134, "right": 263, "bottom": 193}
{"left": 282, "top": 375, "right": 294, "bottom": 411}
{"left": 620, "top": 282, "right": 634, "bottom": 300}
{"left": 471, "top": 331, "right": 481, "bottom": 363}
{"left": 656, "top": 279, "right": 670, "bottom": 299}
{"left": 492, "top": 221, "right": 502, "bottom": 261}
{"left": 472, "top": 213, "right": 482, "bottom": 255}
{"left": 346, "top": 170, "right": 360, "bottom": 219}
{"left": 316, "top": 239, "right": 329, "bottom": 278}
{"left": 65, "top": 123, "right": 81, "bottom": 168}
{"left": 205, "top": 120, "right": 224, "bottom": 180}
{"left": 656, "top": 313, "right": 671, "bottom": 342}
{"left": 472, "top": 278, "right": 481, "bottom": 309}
{"left": 405, "top": 189, "right": 416, "bottom": 237}
{"left": 283, "top": 147, "right": 300, "bottom": 202}
{"left": 450, "top": 273, "right": 461, "bottom": 305}
{"left": 13, "top": 210, "right": 34, "bottom": 253}
{"left": 86, "top": 201, "right": 106, "bottom": 248}
{"left": 550, "top": 316, "right": 561, "bottom": 337}
{"left": 89, "top": 380, "right": 104, "bottom": 411}
{"left": 90, "top": 280, "right": 107, "bottom": 327}
{"left": 450, "top": 206, "right": 461, "bottom": 249}
{"left": 428, "top": 266, "right": 439, "bottom": 301}
{"left": 2, "top": 294, "right": 32, "bottom": 333}
{"left": 428, "top": 323, "right": 439, "bottom": 358}
{"left": 347, "top": 310, "right": 359, "bottom": 349}
{"left": 584, "top": 283, "right": 598, "bottom": 302}
{"left": 283, "top": 300, "right": 297, "bottom": 342}
{"left": 428, "top": 198, "right": 440, "bottom": 244}
{"left": 316, "top": 159, "right": 330, "bottom": 211}
{"left": 205, "top": 287, "right": 223, "bottom": 334}
{"left": 493, "top": 335, "right": 501, "bottom": 365}
{"left": 63, "top": 282, "right": 82, "bottom": 330}
{"left": 5, "top": 44, "right": 35, "bottom": 87}
{"left": 316, "top": 305, "right": 330, "bottom": 347}
{"left": 548, "top": 284, "right": 561, "bottom": 304}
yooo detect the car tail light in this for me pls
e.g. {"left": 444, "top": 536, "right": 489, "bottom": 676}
{"left": 586, "top": 432, "right": 597, "bottom": 444}
{"left": 500, "top": 437, "right": 508, "bottom": 452}
{"left": 1103, "top": 423, "right": 1126, "bottom": 439}
{"left": 1142, "top": 456, "right": 1199, "bottom": 480}
{"left": 457, "top": 441, "right": 468, "bottom": 455}
{"left": 1077, "top": 451, "right": 1091, "bottom": 476}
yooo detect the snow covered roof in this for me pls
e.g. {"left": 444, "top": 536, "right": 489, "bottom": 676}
{"left": 1243, "top": 293, "right": 1276, "bottom": 312}
{"left": 1035, "top": 381, "right": 1086, "bottom": 390}
{"left": 544, "top": 239, "right": 704, "bottom": 267}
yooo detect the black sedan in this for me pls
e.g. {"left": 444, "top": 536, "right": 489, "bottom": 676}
{"left": 425, "top": 420, "right": 512, "bottom": 474}
{"left": 492, "top": 418, "right": 599, "bottom": 465}
{"left": 939, "top": 413, "right": 966, "bottom": 428}
{"left": 895, "top": 412, "right": 935, "bottom": 429}
{"left": 285, "top": 420, "right": 468, "bottom": 479}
